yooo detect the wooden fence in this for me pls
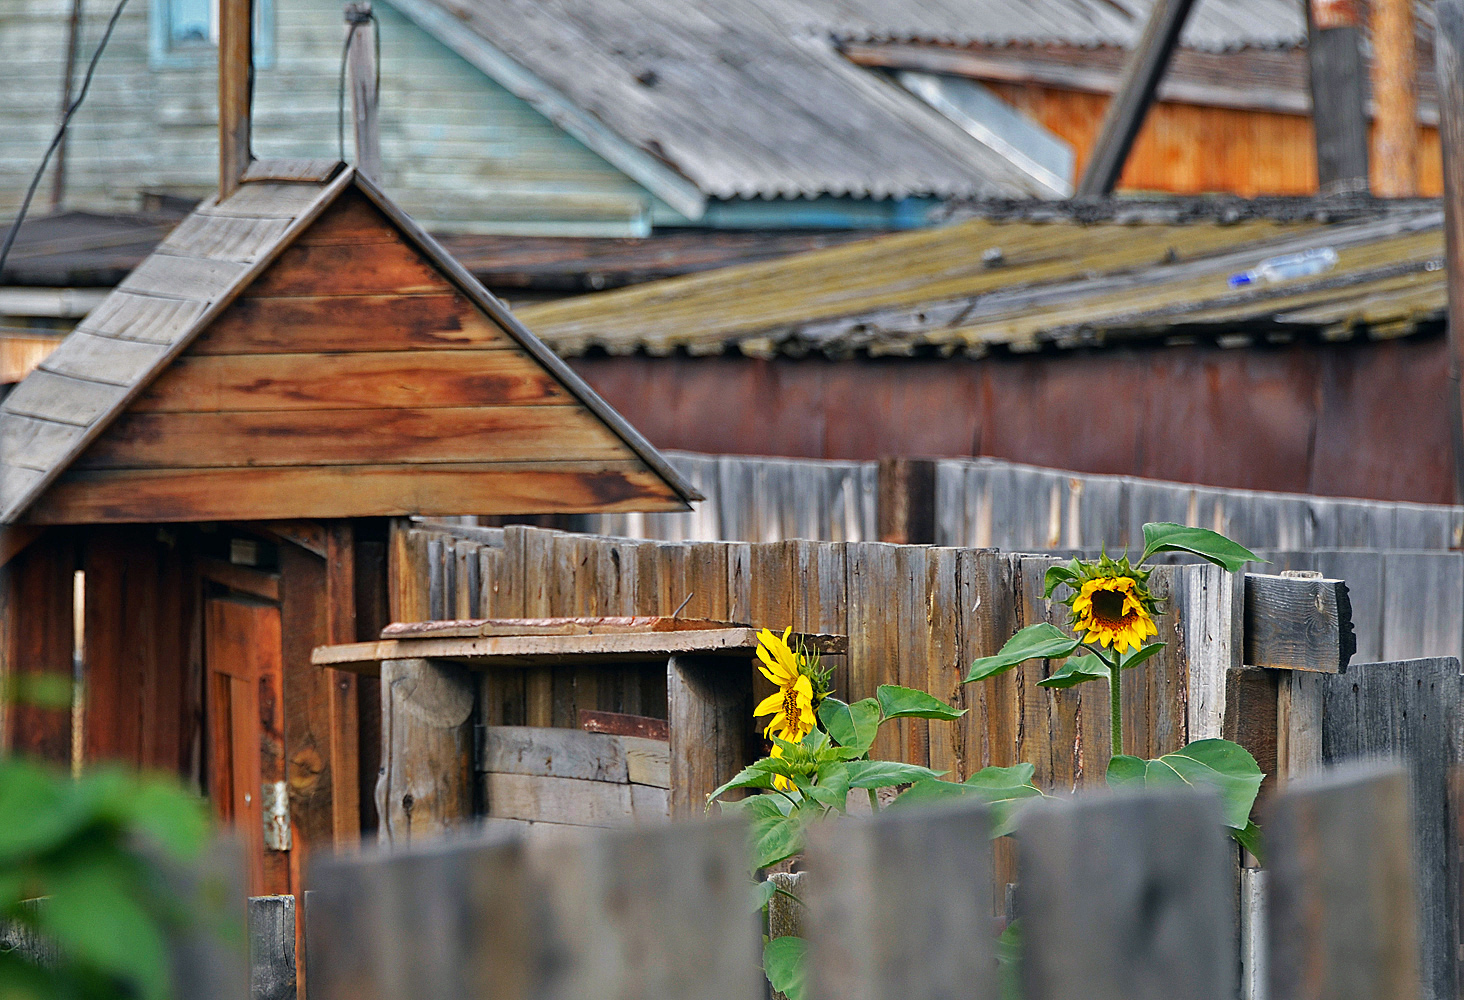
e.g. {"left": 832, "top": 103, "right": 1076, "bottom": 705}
{"left": 566, "top": 451, "right": 1464, "bottom": 551}
{"left": 297, "top": 763, "right": 1420, "bottom": 1000}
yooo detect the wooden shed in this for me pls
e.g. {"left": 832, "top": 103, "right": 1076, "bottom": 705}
{"left": 0, "top": 157, "right": 698, "bottom": 896}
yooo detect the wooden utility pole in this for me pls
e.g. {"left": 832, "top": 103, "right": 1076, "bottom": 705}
{"left": 345, "top": 3, "right": 381, "bottom": 182}
{"left": 50, "top": 0, "right": 83, "bottom": 211}
{"left": 218, "top": 0, "right": 254, "bottom": 199}
{"left": 1075, "top": 0, "right": 1197, "bottom": 197}
{"left": 1371, "top": 0, "right": 1419, "bottom": 196}
{"left": 1307, "top": 0, "right": 1370, "bottom": 194}
{"left": 1437, "top": 0, "right": 1464, "bottom": 500}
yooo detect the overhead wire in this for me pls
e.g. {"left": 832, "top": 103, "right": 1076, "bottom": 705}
{"left": 0, "top": 0, "right": 133, "bottom": 280}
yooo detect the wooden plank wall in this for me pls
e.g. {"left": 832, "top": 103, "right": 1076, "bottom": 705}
{"left": 0, "top": 528, "right": 76, "bottom": 763}
{"left": 573, "top": 451, "right": 1462, "bottom": 551}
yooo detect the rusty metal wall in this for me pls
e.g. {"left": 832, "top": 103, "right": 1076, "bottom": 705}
{"left": 567, "top": 332, "right": 1456, "bottom": 505}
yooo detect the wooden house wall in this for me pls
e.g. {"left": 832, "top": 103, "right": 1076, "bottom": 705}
{"left": 987, "top": 81, "right": 1445, "bottom": 197}
{"left": 0, "top": 0, "right": 659, "bottom": 234}
{"left": 33, "top": 188, "right": 676, "bottom": 523}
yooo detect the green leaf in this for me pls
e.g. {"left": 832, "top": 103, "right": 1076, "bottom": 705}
{"left": 1119, "top": 642, "right": 1166, "bottom": 671}
{"left": 998, "top": 919, "right": 1023, "bottom": 1000}
{"left": 4, "top": 673, "right": 73, "bottom": 711}
{"left": 967, "top": 623, "right": 1082, "bottom": 684}
{"left": 817, "top": 697, "right": 880, "bottom": 751}
{"left": 892, "top": 764, "right": 1045, "bottom": 837}
{"left": 843, "top": 760, "right": 944, "bottom": 789}
{"left": 763, "top": 935, "right": 809, "bottom": 1000}
{"left": 1036, "top": 654, "right": 1110, "bottom": 690}
{"left": 1234, "top": 820, "right": 1265, "bottom": 862}
{"left": 40, "top": 857, "right": 171, "bottom": 1000}
{"left": 804, "top": 763, "right": 851, "bottom": 811}
{"left": 1105, "top": 739, "right": 1265, "bottom": 834}
{"left": 748, "top": 803, "right": 807, "bottom": 870}
{"left": 875, "top": 685, "right": 965, "bottom": 722}
{"left": 1043, "top": 563, "right": 1078, "bottom": 598}
{"left": 753, "top": 878, "right": 779, "bottom": 913}
{"left": 1140, "top": 523, "right": 1262, "bottom": 572}
{"left": 706, "top": 763, "right": 779, "bottom": 806}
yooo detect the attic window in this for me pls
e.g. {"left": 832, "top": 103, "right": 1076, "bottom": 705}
{"left": 149, "top": 0, "right": 274, "bottom": 68}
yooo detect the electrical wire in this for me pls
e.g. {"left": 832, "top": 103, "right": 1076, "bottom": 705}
{"left": 0, "top": 0, "right": 132, "bottom": 281}
{"left": 338, "top": 5, "right": 380, "bottom": 164}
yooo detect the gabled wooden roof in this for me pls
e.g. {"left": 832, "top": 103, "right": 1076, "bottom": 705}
{"left": 0, "top": 163, "right": 699, "bottom": 524}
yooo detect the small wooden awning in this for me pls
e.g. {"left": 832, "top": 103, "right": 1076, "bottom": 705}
{"left": 312, "top": 616, "right": 847, "bottom": 673}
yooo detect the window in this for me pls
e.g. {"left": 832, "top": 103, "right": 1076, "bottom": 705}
{"left": 149, "top": 0, "right": 274, "bottom": 69}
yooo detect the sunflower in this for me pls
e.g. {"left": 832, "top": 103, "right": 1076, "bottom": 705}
{"left": 1071, "top": 575, "right": 1158, "bottom": 654}
{"left": 753, "top": 626, "right": 817, "bottom": 744}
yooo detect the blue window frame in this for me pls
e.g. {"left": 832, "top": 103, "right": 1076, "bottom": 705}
{"left": 149, "top": 0, "right": 274, "bottom": 69}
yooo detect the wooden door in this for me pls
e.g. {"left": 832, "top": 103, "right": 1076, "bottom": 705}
{"left": 205, "top": 596, "right": 286, "bottom": 897}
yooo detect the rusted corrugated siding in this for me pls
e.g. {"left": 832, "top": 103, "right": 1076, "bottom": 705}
{"left": 567, "top": 332, "right": 1457, "bottom": 504}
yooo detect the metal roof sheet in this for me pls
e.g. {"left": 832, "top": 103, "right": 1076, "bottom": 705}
{"left": 515, "top": 201, "right": 1447, "bottom": 360}
{"left": 409, "top": 0, "right": 1072, "bottom": 203}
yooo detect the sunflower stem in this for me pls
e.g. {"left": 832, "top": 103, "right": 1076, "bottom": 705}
{"left": 867, "top": 788, "right": 880, "bottom": 813}
{"left": 1108, "top": 651, "right": 1123, "bottom": 757}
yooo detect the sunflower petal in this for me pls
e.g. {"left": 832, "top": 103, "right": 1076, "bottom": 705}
{"left": 754, "top": 691, "right": 785, "bottom": 717}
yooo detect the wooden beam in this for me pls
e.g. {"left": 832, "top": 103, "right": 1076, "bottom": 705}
{"left": 325, "top": 522, "right": 361, "bottom": 848}
{"left": 0, "top": 526, "right": 43, "bottom": 570}
{"left": 218, "top": 0, "right": 254, "bottom": 199}
{"left": 1307, "top": 0, "right": 1370, "bottom": 194}
{"left": 1437, "top": 0, "right": 1464, "bottom": 501}
{"left": 198, "top": 557, "right": 281, "bottom": 602}
{"left": 667, "top": 654, "right": 752, "bottom": 820}
{"left": 1371, "top": 0, "right": 1419, "bottom": 196}
{"left": 345, "top": 3, "right": 381, "bottom": 183}
{"left": 877, "top": 457, "right": 937, "bottom": 545}
{"left": 377, "top": 657, "right": 475, "bottom": 844}
{"left": 1074, "top": 0, "right": 1198, "bottom": 196}
{"left": 1242, "top": 572, "right": 1355, "bottom": 672}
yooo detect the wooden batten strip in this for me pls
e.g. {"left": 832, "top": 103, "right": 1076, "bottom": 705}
{"left": 157, "top": 214, "right": 297, "bottom": 264}
{"left": 0, "top": 415, "right": 87, "bottom": 473}
{"left": 27, "top": 461, "right": 689, "bottom": 524}
{"left": 77, "top": 406, "right": 637, "bottom": 469}
{"left": 2, "top": 370, "right": 131, "bottom": 426}
{"left": 116, "top": 252, "right": 253, "bottom": 300}
{"left": 36, "top": 332, "right": 171, "bottom": 387}
{"left": 75, "top": 293, "right": 208, "bottom": 346}
{"left": 241, "top": 158, "right": 343, "bottom": 183}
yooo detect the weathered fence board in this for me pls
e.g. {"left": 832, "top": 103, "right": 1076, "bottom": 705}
{"left": 1317, "top": 657, "right": 1464, "bottom": 1000}
{"left": 1267, "top": 763, "right": 1421, "bottom": 1000}
{"left": 249, "top": 895, "right": 297, "bottom": 1000}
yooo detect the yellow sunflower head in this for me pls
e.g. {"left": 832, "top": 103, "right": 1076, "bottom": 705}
{"left": 753, "top": 625, "right": 824, "bottom": 754}
{"left": 1070, "top": 573, "right": 1158, "bottom": 655}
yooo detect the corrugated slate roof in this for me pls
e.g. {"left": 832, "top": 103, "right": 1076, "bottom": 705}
{"left": 0, "top": 164, "right": 698, "bottom": 524}
{"left": 516, "top": 201, "right": 1446, "bottom": 359}
{"left": 408, "top": 0, "right": 1073, "bottom": 203}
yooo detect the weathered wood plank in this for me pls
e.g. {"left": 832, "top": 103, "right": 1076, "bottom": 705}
{"left": 159, "top": 213, "right": 296, "bottom": 264}
{"left": 130, "top": 350, "right": 576, "bottom": 412}
{"left": 77, "top": 405, "right": 635, "bottom": 469}
{"left": 1178, "top": 563, "right": 1242, "bottom": 742}
{"left": 0, "top": 414, "right": 85, "bottom": 473}
{"left": 36, "top": 332, "right": 170, "bottom": 388}
{"left": 244, "top": 224, "right": 451, "bottom": 298}
{"left": 1317, "top": 657, "right": 1463, "bottom": 1000}
{"left": 241, "top": 158, "right": 340, "bottom": 183}
{"left": 476, "top": 724, "right": 630, "bottom": 783}
{"left": 668, "top": 653, "right": 751, "bottom": 819}
{"left": 1, "top": 531, "right": 75, "bottom": 763}
{"left": 28, "top": 462, "right": 685, "bottom": 524}
{"left": 483, "top": 771, "right": 636, "bottom": 826}
{"left": 624, "top": 735, "right": 671, "bottom": 788}
{"left": 1243, "top": 572, "right": 1355, "bottom": 672}
{"left": 846, "top": 542, "right": 900, "bottom": 759}
{"left": 377, "top": 657, "right": 475, "bottom": 845}
{"left": 1018, "top": 789, "right": 1235, "bottom": 1000}
{"left": 249, "top": 895, "right": 297, "bottom": 1000}
{"left": 190, "top": 293, "right": 514, "bottom": 354}
{"left": 579, "top": 708, "right": 670, "bottom": 741}
{"left": 117, "top": 250, "right": 250, "bottom": 301}
{"left": 75, "top": 292, "right": 206, "bottom": 346}
{"left": 805, "top": 800, "right": 997, "bottom": 1000}
{"left": 2, "top": 369, "right": 130, "bottom": 426}
{"left": 1267, "top": 763, "right": 1420, "bottom": 1000}
{"left": 325, "top": 522, "right": 361, "bottom": 849}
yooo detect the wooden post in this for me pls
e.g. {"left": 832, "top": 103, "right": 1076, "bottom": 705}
{"left": 876, "top": 458, "right": 937, "bottom": 545}
{"left": 1017, "top": 789, "right": 1235, "bottom": 1000}
{"left": 344, "top": 3, "right": 381, "bottom": 182}
{"left": 376, "top": 658, "right": 474, "bottom": 845}
{"left": 1437, "top": 0, "right": 1464, "bottom": 501}
{"left": 1371, "top": 0, "right": 1418, "bottom": 196}
{"left": 324, "top": 523, "right": 360, "bottom": 848}
{"left": 1074, "top": 0, "right": 1198, "bottom": 197}
{"left": 805, "top": 801, "right": 997, "bottom": 1000}
{"left": 1307, "top": 0, "right": 1370, "bottom": 194}
{"left": 218, "top": 0, "right": 254, "bottom": 199}
{"left": 1267, "top": 763, "right": 1420, "bottom": 1000}
{"left": 49, "top": 0, "right": 83, "bottom": 211}
{"left": 667, "top": 655, "right": 751, "bottom": 819}
{"left": 248, "top": 895, "right": 297, "bottom": 1000}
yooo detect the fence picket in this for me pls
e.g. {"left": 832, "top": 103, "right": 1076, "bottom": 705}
{"left": 1267, "top": 763, "right": 1420, "bottom": 1000}
{"left": 1018, "top": 789, "right": 1235, "bottom": 1000}
{"left": 805, "top": 801, "right": 997, "bottom": 1000}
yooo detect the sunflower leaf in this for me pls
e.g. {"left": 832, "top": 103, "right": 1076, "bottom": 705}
{"left": 1105, "top": 738, "right": 1265, "bottom": 835}
{"left": 706, "top": 763, "right": 780, "bottom": 806}
{"left": 1139, "top": 523, "right": 1262, "bottom": 572}
{"left": 891, "top": 764, "right": 1045, "bottom": 837}
{"left": 817, "top": 697, "right": 881, "bottom": 751}
{"left": 967, "top": 623, "right": 1082, "bottom": 684}
{"left": 1042, "top": 563, "right": 1079, "bottom": 598}
{"left": 750, "top": 807, "right": 807, "bottom": 870}
{"left": 844, "top": 760, "right": 944, "bottom": 789}
{"left": 1036, "top": 654, "right": 1110, "bottom": 690}
{"left": 763, "top": 935, "right": 809, "bottom": 1000}
{"left": 1119, "top": 641, "right": 1166, "bottom": 670}
{"left": 876, "top": 685, "right": 965, "bottom": 721}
